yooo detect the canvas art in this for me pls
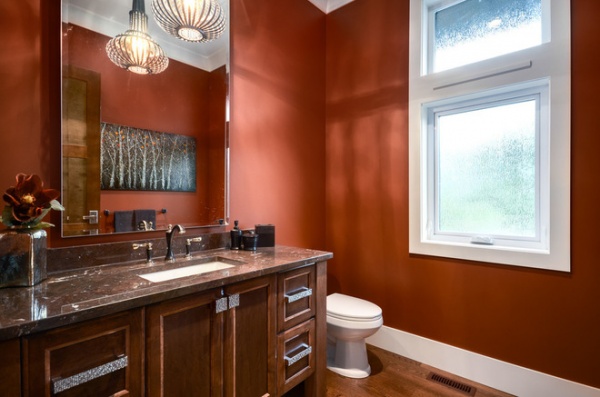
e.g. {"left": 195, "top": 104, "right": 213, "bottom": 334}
{"left": 100, "top": 123, "right": 197, "bottom": 192}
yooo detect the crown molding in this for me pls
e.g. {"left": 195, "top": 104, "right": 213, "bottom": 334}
{"left": 307, "top": 0, "right": 354, "bottom": 14}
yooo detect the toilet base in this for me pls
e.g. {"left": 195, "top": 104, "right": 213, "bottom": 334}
{"left": 327, "top": 363, "right": 371, "bottom": 379}
{"left": 326, "top": 337, "right": 371, "bottom": 379}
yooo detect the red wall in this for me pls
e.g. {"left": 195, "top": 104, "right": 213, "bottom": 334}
{"left": 325, "top": 0, "right": 600, "bottom": 388}
{"left": 229, "top": 0, "right": 326, "bottom": 249}
{"left": 0, "top": 1, "right": 57, "bottom": 196}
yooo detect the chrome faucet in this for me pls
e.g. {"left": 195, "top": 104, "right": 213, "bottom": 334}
{"left": 165, "top": 224, "right": 186, "bottom": 261}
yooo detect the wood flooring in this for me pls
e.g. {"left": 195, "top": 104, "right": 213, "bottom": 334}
{"left": 323, "top": 345, "right": 514, "bottom": 397}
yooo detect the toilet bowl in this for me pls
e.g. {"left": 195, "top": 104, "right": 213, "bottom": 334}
{"left": 326, "top": 293, "right": 383, "bottom": 378}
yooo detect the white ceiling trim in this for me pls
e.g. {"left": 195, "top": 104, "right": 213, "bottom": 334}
{"left": 307, "top": 0, "right": 354, "bottom": 14}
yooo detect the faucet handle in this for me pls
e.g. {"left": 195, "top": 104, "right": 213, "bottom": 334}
{"left": 133, "top": 242, "right": 153, "bottom": 263}
{"left": 185, "top": 237, "right": 203, "bottom": 258}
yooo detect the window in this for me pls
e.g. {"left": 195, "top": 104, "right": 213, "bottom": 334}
{"left": 409, "top": 0, "right": 570, "bottom": 271}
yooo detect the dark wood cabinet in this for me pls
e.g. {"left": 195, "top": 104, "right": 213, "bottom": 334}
{"left": 277, "top": 262, "right": 327, "bottom": 396}
{"left": 22, "top": 309, "right": 144, "bottom": 397}
{"left": 0, "top": 338, "right": 21, "bottom": 397}
{"left": 146, "top": 275, "right": 277, "bottom": 397}
{"left": 224, "top": 275, "right": 277, "bottom": 397}
{"left": 9, "top": 259, "right": 327, "bottom": 397}
{"left": 146, "top": 287, "right": 224, "bottom": 396}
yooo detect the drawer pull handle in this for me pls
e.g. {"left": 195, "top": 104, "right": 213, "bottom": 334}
{"left": 52, "top": 355, "right": 128, "bottom": 394}
{"left": 285, "top": 287, "right": 312, "bottom": 303}
{"left": 284, "top": 343, "right": 312, "bottom": 366}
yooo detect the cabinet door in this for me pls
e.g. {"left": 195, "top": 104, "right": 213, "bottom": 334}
{"left": 224, "top": 275, "right": 277, "bottom": 397}
{"left": 146, "top": 288, "right": 224, "bottom": 397}
{"left": 22, "top": 309, "right": 143, "bottom": 397}
{"left": 0, "top": 338, "right": 21, "bottom": 397}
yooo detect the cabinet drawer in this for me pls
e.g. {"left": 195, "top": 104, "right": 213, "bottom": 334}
{"left": 23, "top": 309, "right": 143, "bottom": 397}
{"left": 277, "top": 319, "right": 315, "bottom": 395}
{"left": 278, "top": 265, "right": 315, "bottom": 332}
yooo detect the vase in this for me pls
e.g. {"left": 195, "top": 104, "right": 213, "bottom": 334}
{"left": 0, "top": 228, "right": 47, "bottom": 288}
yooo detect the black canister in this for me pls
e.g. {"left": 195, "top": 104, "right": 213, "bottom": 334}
{"left": 242, "top": 232, "right": 259, "bottom": 251}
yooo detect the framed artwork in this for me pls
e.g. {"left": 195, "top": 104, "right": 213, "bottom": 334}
{"left": 100, "top": 123, "right": 196, "bottom": 192}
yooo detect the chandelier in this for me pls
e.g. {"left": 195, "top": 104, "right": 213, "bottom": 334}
{"left": 151, "top": 0, "right": 226, "bottom": 43}
{"left": 106, "top": 0, "right": 169, "bottom": 75}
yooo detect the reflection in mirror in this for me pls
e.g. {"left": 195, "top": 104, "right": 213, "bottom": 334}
{"left": 61, "top": 0, "right": 229, "bottom": 237}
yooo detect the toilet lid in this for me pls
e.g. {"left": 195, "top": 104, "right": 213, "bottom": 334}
{"left": 327, "top": 293, "right": 382, "bottom": 321}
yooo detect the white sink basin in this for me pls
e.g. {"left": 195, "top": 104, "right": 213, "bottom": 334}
{"left": 140, "top": 261, "right": 235, "bottom": 283}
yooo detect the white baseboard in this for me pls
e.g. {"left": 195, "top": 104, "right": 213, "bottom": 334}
{"left": 366, "top": 326, "right": 600, "bottom": 397}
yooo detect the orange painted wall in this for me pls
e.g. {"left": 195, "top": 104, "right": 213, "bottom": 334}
{"left": 229, "top": 0, "right": 326, "bottom": 249}
{"left": 0, "top": 0, "right": 58, "bottom": 194}
{"left": 325, "top": 0, "right": 600, "bottom": 388}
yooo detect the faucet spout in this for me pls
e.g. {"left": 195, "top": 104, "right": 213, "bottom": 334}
{"left": 165, "top": 224, "right": 186, "bottom": 261}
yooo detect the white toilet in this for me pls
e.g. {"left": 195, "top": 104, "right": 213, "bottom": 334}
{"left": 326, "top": 293, "right": 383, "bottom": 378}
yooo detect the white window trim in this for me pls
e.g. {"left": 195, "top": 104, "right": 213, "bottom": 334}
{"left": 408, "top": 0, "right": 571, "bottom": 271}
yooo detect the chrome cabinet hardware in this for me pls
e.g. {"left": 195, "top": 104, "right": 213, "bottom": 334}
{"left": 216, "top": 294, "right": 241, "bottom": 313}
{"left": 52, "top": 355, "right": 128, "bottom": 394}
{"left": 284, "top": 343, "right": 312, "bottom": 366}
{"left": 285, "top": 287, "right": 312, "bottom": 303}
{"left": 228, "top": 294, "right": 240, "bottom": 309}
{"left": 215, "top": 297, "right": 228, "bottom": 313}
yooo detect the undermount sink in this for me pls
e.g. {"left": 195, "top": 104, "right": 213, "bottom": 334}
{"left": 139, "top": 257, "right": 241, "bottom": 283}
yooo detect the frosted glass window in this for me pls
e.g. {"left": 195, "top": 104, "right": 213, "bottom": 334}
{"left": 409, "top": 0, "right": 570, "bottom": 270}
{"left": 431, "top": 0, "right": 542, "bottom": 73}
{"left": 435, "top": 99, "right": 537, "bottom": 239}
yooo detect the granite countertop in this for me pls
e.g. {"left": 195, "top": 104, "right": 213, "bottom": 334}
{"left": 0, "top": 246, "right": 332, "bottom": 341}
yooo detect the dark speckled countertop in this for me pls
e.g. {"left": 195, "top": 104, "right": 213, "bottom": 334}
{"left": 0, "top": 246, "right": 332, "bottom": 341}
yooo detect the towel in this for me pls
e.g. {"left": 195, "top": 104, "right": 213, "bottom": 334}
{"left": 114, "top": 211, "right": 134, "bottom": 233}
{"left": 134, "top": 209, "right": 156, "bottom": 230}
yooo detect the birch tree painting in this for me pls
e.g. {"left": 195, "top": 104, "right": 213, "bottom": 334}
{"left": 100, "top": 123, "right": 197, "bottom": 192}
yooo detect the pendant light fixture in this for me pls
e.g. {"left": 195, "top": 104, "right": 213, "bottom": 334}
{"left": 106, "top": 0, "right": 169, "bottom": 75}
{"left": 151, "top": 0, "right": 226, "bottom": 43}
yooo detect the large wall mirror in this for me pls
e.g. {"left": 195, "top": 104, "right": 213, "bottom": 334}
{"left": 61, "top": 0, "right": 229, "bottom": 237}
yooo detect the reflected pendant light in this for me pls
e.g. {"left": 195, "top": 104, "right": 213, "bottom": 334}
{"left": 151, "top": 0, "right": 226, "bottom": 43}
{"left": 106, "top": 0, "right": 169, "bottom": 75}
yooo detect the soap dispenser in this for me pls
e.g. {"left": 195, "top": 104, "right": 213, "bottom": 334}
{"left": 230, "top": 220, "right": 242, "bottom": 250}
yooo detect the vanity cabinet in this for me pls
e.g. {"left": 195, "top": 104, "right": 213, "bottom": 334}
{"left": 276, "top": 265, "right": 317, "bottom": 395}
{"left": 21, "top": 309, "right": 144, "bottom": 397}
{"left": 146, "top": 275, "right": 277, "bottom": 397}
{"left": 0, "top": 338, "right": 21, "bottom": 397}
{"left": 6, "top": 255, "right": 329, "bottom": 397}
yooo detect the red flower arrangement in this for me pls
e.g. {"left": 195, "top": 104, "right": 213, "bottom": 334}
{"left": 1, "top": 173, "right": 64, "bottom": 229}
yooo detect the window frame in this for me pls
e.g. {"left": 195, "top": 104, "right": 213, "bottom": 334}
{"left": 408, "top": 0, "right": 571, "bottom": 271}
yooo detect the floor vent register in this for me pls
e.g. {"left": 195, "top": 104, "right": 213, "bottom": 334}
{"left": 427, "top": 371, "right": 477, "bottom": 396}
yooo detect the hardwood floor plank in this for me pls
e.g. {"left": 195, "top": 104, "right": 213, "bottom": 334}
{"left": 323, "top": 345, "right": 515, "bottom": 397}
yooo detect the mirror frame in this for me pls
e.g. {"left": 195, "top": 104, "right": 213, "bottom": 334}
{"left": 60, "top": 0, "right": 230, "bottom": 238}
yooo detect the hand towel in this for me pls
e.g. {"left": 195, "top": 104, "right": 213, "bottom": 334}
{"left": 114, "top": 210, "right": 134, "bottom": 233}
